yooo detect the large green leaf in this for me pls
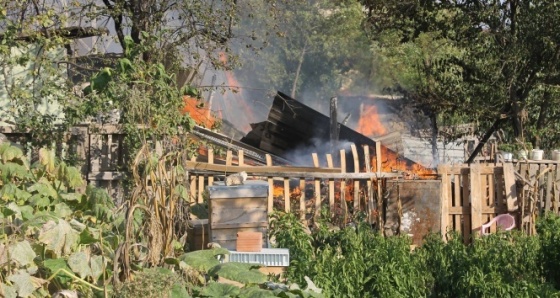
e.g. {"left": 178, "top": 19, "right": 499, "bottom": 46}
{"left": 54, "top": 203, "right": 73, "bottom": 218}
{"left": 0, "top": 282, "right": 17, "bottom": 298}
{"left": 208, "top": 263, "right": 267, "bottom": 284}
{"left": 65, "top": 166, "right": 84, "bottom": 188}
{"left": 43, "top": 258, "right": 73, "bottom": 284}
{"left": 178, "top": 248, "right": 229, "bottom": 272}
{"left": 170, "top": 283, "right": 191, "bottom": 298}
{"left": 28, "top": 179, "right": 58, "bottom": 199}
{"left": 199, "top": 282, "right": 240, "bottom": 297}
{"left": 68, "top": 251, "right": 92, "bottom": 279}
{"left": 8, "top": 270, "right": 46, "bottom": 298}
{"left": 239, "top": 286, "right": 277, "bottom": 298}
{"left": 1, "top": 145, "right": 24, "bottom": 162}
{"left": 8, "top": 240, "right": 36, "bottom": 267}
{"left": 0, "top": 162, "right": 30, "bottom": 180}
{"left": 90, "top": 255, "right": 105, "bottom": 282}
{"left": 38, "top": 219, "right": 80, "bottom": 256}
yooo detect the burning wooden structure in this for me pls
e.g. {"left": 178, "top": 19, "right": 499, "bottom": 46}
{"left": 241, "top": 91, "right": 436, "bottom": 178}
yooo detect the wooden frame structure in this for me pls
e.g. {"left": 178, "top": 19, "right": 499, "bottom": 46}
{"left": 439, "top": 160, "right": 560, "bottom": 240}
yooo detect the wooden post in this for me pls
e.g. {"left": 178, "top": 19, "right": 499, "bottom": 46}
{"left": 189, "top": 156, "right": 197, "bottom": 203}
{"left": 363, "top": 145, "right": 374, "bottom": 224}
{"left": 284, "top": 177, "right": 290, "bottom": 213}
{"left": 503, "top": 163, "right": 518, "bottom": 212}
{"left": 470, "top": 164, "right": 483, "bottom": 239}
{"left": 266, "top": 154, "right": 274, "bottom": 214}
{"left": 339, "top": 149, "right": 348, "bottom": 221}
{"left": 238, "top": 150, "right": 244, "bottom": 166}
{"left": 351, "top": 144, "right": 360, "bottom": 212}
{"left": 208, "top": 148, "right": 214, "bottom": 186}
{"left": 299, "top": 178, "right": 306, "bottom": 221}
{"left": 330, "top": 97, "right": 339, "bottom": 153}
{"left": 226, "top": 150, "right": 233, "bottom": 167}
{"left": 326, "top": 154, "right": 335, "bottom": 214}
{"left": 546, "top": 163, "right": 553, "bottom": 212}
{"left": 439, "top": 165, "right": 450, "bottom": 238}
{"left": 312, "top": 153, "right": 321, "bottom": 218}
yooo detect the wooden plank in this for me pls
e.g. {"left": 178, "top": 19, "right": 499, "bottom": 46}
{"left": 470, "top": 164, "right": 483, "bottom": 238}
{"left": 313, "top": 153, "right": 321, "bottom": 218}
{"left": 555, "top": 164, "right": 560, "bottom": 214}
{"left": 266, "top": 154, "right": 273, "bottom": 214}
{"left": 363, "top": 146, "right": 374, "bottom": 224}
{"left": 211, "top": 222, "right": 268, "bottom": 229}
{"left": 375, "top": 141, "right": 383, "bottom": 232}
{"left": 226, "top": 150, "right": 233, "bottom": 166}
{"left": 340, "top": 149, "right": 348, "bottom": 222}
{"left": 187, "top": 168, "right": 400, "bottom": 179}
{"left": 494, "top": 166, "right": 505, "bottom": 213}
{"left": 439, "top": 165, "right": 450, "bottom": 237}
{"left": 284, "top": 177, "right": 290, "bottom": 213}
{"left": 299, "top": 178, "right": 306, "bottom": 221}
{"left": 503, "top": 163, "right": 518, "bottom": 212}
{"left": 539, "top": 163, "right": 546, "bottom": 210}
{"left": 208, "top": 148, "right": 214, "bottom": 186}
{"left": 238, "top": 150, "right": 244, "bottom": 166}
{"left": 546, "top": 162, "right": 553, "bottom": 212}
{"left": 184, "top": 161, "right": 341, "bottom": 174}
{"left": 190, "top": 156, "right": 197, "bottom": 203}
{"left": 326, "top": 154, "right": 335, "bottom": 214}
{"left": 462, "top": 168, "right": 471, "bottom": 239}
{"left": 453, "top": 173, "right": 461, "bottom": 231}
{"left": 198, "top": 174, "right": 204, "bottom": 203}
{"left": 351, "top": 144, "right": 360, "bottom": 211}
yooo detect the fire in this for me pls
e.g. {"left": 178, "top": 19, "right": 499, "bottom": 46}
{"left": 357, "top": 104, "right": 386, "bottom": 137}
{"left": 372, "top": 145, "right": 436, "bottom": 178}
{"left": 354, "top": 102, "right": 435, "bottom": 177}
{"left": 181, "top": 96, "right": 217, "bottom": 128}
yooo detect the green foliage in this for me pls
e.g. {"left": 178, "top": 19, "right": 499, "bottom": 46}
{"left": 115, "top": 268, "right": 190, "bottom": 298}
{"left": 270, "top": 211, "right": 560, "bottom": 298}
{"left": 536, "top": 212, "right": 560, "bottom": 288}
{"left": 0, "top": 144, "right": 117, "bottom": 296}
{"left": 208, "top": 263, "right": 267, "bottom": 284}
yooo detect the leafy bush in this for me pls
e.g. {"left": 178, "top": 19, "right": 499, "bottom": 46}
{"left": 537, "top": 212, "right": 560, "bottom": 288}
{"left": 270, "top": 211, "right": 560, "bottom": 298}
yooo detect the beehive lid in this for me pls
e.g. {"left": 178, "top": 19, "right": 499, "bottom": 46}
{"left": 208, "top": 180, "right": 269, "bottom": 199}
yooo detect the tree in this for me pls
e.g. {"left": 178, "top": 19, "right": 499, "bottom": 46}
{"left": 235, "top": 0, "right": 374, "bottom": 107}
{"left": 362, "top": 0, "right": 560, "bottom": 151}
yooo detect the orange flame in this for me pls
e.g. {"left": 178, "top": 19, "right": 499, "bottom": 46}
{"left": 181, "top": 96, "right": 217, "bottom": 128}
{"left": 357, "top": 105, "right": 386, "bottom": 137}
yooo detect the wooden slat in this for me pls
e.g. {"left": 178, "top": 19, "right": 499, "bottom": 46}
{"left": 299, "top": 178, "right": 306, "bottom": 220}
{"left": 494, "top": 166, "right": 505, "bottom": 213}
{"left": 184, "top": 161, "right": 341, "bottom": 174}
{"left": 555, "top": 164, "right": 560, "bottom": 214}
{"left": 462, "top": 168, "right": 471, "bottom": 239}
{"left": 470, "top": 164, "right": 482, "bottom": 238}
{"left": 190, "top": 156, "right": 197, "bottom": 203}
{"left": 439, "top": 165, "right": 450, "bottom": 236}
{"left": 198, "top": 174, "right": 204, "bottom": 203}
{"left": 363, "top": 146, "right": 374, "bottom": 224}
{"left": 351, "top": 144, "right": 360, "bottom": 211}
{"left": 266, "top": 154, "right": 273, "bottom": 214}
{"left": 284, "top": 177, "right": 290, "bottom": 213}
{"left": 238, "top": 150, "right": 244, "bottom": 166}
{"left": 375, "top": 142, "right": 383, "bottom": 232}
{"left": 539, "top": 163, "right": 546, "bottom": 210}
{"left": 313, "top": 153, "right": 321, "bottom": 218}
{"left": 339, "top": 149, "right": 348, "bottom": 222}
{"left": 326, "top": 154, "right": 335, "bottom": 214}
{"left": 453, "top": 174, "right": 461, "bottom": 231}
{"left": 208, "top": 148, "right": 214, "bottom": 186}
{"left": 546, "top": 162, "right": 553, "bottom": 212}
{"left": 503, "top": 163, "right": 518, "bottom": 212}
{"left": 226, "top": 150, "right": 233, "bottom": 166}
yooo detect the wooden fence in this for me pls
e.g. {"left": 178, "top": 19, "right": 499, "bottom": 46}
{"left": 186, "top": 143, "right": 399, "bottom": 225}
{"left": 439, "top": 160, "right": 560, "bottom": 240}
{"left": 0, "top": 124, "right": 126, "bottom": 200}
{"left": 1, "top": 124, "right": 401, "bottom": 224}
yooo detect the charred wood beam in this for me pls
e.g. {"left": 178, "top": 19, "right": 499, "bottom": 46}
{"left": 330, "top": 96, "right": 339, "bottom": 153}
